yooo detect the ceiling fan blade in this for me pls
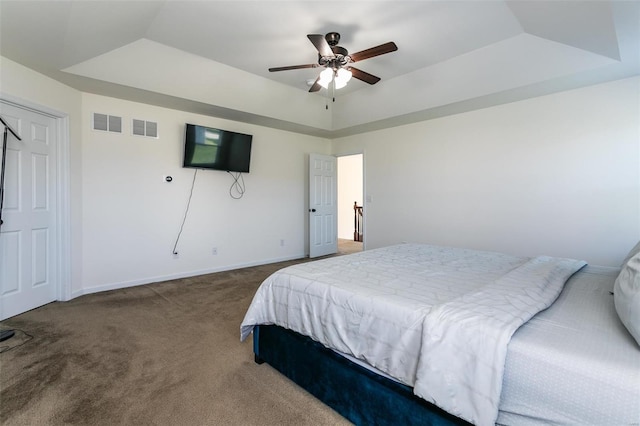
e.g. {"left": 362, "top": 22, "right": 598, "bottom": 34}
{"left": 307, "top": 34, "right": 335, "bottom": 58}
{"left": 269, "top": 64, "right": 318, "bottom": 72}
{"left": 349, "top": 42, "right": 398, "bottom": 62}
{"left": 350, "top": 67, "right": 381, "bottom": 85}
{"left": 308, "top": 76, "right": 322, "bottom": 92}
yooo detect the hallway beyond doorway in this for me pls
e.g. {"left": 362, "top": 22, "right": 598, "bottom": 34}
{"left": 337, "top": 154, "right": 363, "bottom": 249}
{"left": 338, "top": 238, "right": 362, "bottom": 255}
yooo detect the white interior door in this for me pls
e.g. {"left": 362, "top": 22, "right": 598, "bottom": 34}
{"left": 309, "top": 153, "right": 337, "bottom": 258}
{"left": 0, "top": 102, "right": 58, "bottom": 320}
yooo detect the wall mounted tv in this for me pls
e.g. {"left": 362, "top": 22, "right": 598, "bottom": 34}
{"left": 183, "top": 123, "right": 252, "bottom": 173}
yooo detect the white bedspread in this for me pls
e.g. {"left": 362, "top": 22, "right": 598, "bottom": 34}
{"left": 240, "top": 244, "right": 586, "bottom": 424}
{"left": 241, "top": 243, "right": 527, "bottom": 385}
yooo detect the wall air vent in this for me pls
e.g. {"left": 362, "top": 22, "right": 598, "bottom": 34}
{"left": 93, "top": 113, "right": 122, "bottom": 133}
{"left": 132, "top": 119, "right": 158, "bottom": 138}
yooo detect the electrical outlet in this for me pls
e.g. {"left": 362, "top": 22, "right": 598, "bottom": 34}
{"left": 172, "top": 251, "right": 179, "bottom": 259}
{"left": 212, "top": 247, "right": 218, "bottom": 255}
{"left": 280, "top": 239, "right": 285, "bottom": 247}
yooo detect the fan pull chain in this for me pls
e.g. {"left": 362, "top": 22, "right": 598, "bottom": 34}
{"left": 332, "top": 80, "right": 336, "bottom": 104}
{"left": 326, "top": 81, "right": 331, "bottom": 110}
{"left": 324, "top": 77, "right": 336, "bottom": 110}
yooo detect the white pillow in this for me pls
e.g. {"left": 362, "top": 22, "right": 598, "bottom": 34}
{"left": 621, "top": 240, "right": 640, "bottom": 267}
{"left": 614, "top": 245, "right": 640, "bottom": 347}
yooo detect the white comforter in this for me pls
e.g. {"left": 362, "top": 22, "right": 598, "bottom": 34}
{"left": 240, "top": 244, "right": 586, "bottom": 425}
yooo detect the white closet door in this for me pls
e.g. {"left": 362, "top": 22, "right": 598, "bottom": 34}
{"left": 0, "top": 102, "right": 58, "bottom": 319}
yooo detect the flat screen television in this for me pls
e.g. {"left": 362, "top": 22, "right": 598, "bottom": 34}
{"left": 183, "top": 123, "right": 252, "bottom": 173}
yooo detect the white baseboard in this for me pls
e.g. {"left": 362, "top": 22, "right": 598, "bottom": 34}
{"left": 69, "top": 253, "right": 306, "bottom": 300}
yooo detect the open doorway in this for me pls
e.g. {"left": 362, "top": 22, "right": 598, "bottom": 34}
{"left": 337, "top": 154, "right": 363, "bottom": 255}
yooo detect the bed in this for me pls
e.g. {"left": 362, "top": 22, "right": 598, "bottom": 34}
{"left": 241, "top": 243, "right": 640, "bottom": 425}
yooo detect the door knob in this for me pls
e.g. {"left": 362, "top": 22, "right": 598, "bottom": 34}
{"left": 309, "top": 208, "right": 316, "bottom": 212}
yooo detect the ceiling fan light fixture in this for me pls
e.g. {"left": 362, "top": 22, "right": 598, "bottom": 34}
{"left": 335, "top": 68, "right": 352, "bottom": 89}
{"left": 318, "top": 68, "right": 334, "bottom": 88}
{"left": 334, "top": 76, "right": 348, "bottom": 89}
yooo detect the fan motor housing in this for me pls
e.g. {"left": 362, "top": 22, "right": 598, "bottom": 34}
{"left": 331, "top": 45, "right": 348, "bottom": 57}
{"left": 318, "top": 45, "right": 350, "bottom": 67}
{"left": 325, "top": 32, "right": 341, "bottom": 46}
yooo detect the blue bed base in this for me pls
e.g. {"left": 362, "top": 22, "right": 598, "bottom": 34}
{"left": 253, "top": 325, "right": 469, "bottom": 426}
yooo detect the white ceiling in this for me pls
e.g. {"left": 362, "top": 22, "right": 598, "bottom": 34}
{"left": 1, "top": 0, "right": 638, "bottom": 138}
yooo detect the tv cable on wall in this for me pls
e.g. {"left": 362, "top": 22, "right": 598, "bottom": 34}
{"left": 171, "top": 168, "right": 247, "bottom": 256}
{"left": 228, "top": 171, "right": 246, "bottom": 199}
{"left": 172, "top": 169, "right": 198, "bottom": 255}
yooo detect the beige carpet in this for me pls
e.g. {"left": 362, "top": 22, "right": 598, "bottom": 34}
{"left": 0, "top": 258, "right": 351, "bottom": 425}
{"left": 337, "top": 239, "right": 363, "bottom": 255}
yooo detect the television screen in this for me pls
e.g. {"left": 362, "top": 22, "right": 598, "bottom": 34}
{"left": 183, "top": 123, "right": 252, "bottom": 173}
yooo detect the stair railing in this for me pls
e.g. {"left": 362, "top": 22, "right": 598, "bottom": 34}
{"left": 353, "top": 201, "right": 363, "bottom": 242}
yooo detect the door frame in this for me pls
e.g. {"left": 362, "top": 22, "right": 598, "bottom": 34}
{"left": 336, "top": 150, "right": 366, "bottom": 251}
{"left": 0, "top": 93, "right": 72, "bottom": 303}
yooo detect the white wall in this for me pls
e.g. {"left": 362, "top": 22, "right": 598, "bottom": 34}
{"left": 337, "top": 154, "right": 363, "bottom": 240}
{"left": 3, "top": 53, "right": 638, "bottom": 301}
{"left": 80, "top": 93, "right": 330, "bottom": 294}
{"left": 332, "top": 76, "right": 640, "bottom": 267}
{"left": 0, "top": 55, "right": 333, "bottom": 298}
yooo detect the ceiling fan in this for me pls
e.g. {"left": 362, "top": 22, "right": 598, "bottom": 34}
{"left": 269, "top": 32, "right": 398, "bottom": 92}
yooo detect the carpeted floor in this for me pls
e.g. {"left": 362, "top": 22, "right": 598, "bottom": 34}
{"left": 337, "top": 239, "right": 363, "bottom": 255}
{"left": 0, "top": 257, "right": 352, "bottom": 425}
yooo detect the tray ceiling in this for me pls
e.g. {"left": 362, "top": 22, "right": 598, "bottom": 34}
{"left": 1, "top": 1, "right": 638, "bottom": 137}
